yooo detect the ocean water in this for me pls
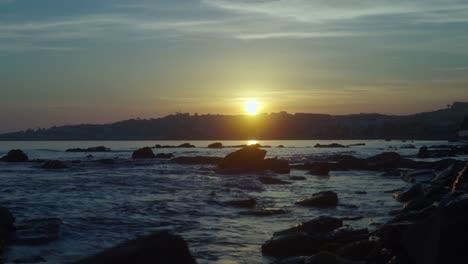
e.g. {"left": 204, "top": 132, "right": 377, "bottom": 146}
{"left": 0, "top": 140, "right": 463, "bottom": 263}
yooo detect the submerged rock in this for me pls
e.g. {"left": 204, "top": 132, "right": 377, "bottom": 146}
{"left": 154, "top": 153, "right": 175, "bottom": 159}
{"left": 1, "top": 149, "right": 28, "bottom": 162}
{"left": 207, "top": 142, "right": 223, "bottom": 149}
{"left": 259, "top": 176, "right": 291, "bottom": 185}
{"left": 174, "top": 156, "right": 222, "bottom": 165}
{"left": 296, "top": 191, "right": 339, "bottom": 208}
{"left": 224, "top": 198, "right": 256, "bottom": 208}
{"left": 40, "top": 160, "right": 67, "bottom": 170}
{"left": 75, "top": 230, "right": 196, "bottom": 264}
{"left": 66, "top": 146, "right": 110, "bottom": 152}
{"left": 132, "top": 147, "right": 155, "bottom": 159}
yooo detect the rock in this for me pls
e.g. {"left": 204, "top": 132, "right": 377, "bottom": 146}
{"left": 325, "top": 227, "right": 369, "bottom": 244}
{"left": 366, "top": 152, "right": 400, "bottom": 169}
{"left": 277, "top": 145, "right": 285, "bottom": 148}
{"left": 0, "top": 149, "right": 28, "bottom": 162}
{"left": 66, "top": 146, "right": 110, "bottom": 152}
{"left": 431, "top": 163, "right": 461, "bottom": 186}
{"left": 132, "top": 147, "right": 155, "bottom": 159}
{"left": 296, "top": 191, "right": 339, "bottom": 208}
{"left": 239, "top": 209, "right": 289, "bottom": 217}
{"left": 452, "top": 163, "right": 468, "bottom": 192}
{"left": 208, "top": 142, "right": 223, "bottom": 149}
{"left": 274, "top": 216, "right": 343, "bottom": 236}
{"left": 331, "top": 155, "right": 368, "bottom": 170}
{"left": 418, "top": 146, "right": 455, "bottom": 158}
{"left": 401, "top": 170, "right": 435, "bottom": 183}
{"left": 307, "top": 162, "right": 331, "bottom": 176}
{"left": 289, "top": 176, "right": 307, "bottom": 181}
{"left": 154, "top": 153, "right": 175, "bottom": 159}
{"left": 348, "top": 143, "right": 366, "bottom": 147}
{"left": 224, "top": 198, "right": 256, "bottom": 208}
{"left": 75, "top": 230, "right": 196, "bottom": 264}
{"left": 0, "top": 207, "right": 15, "bottom": 250}
{"left": 305, "top": 251, "right": 355, "bottom": 264}
{"left": 336, "top": 240, "right": 378, "bottom": 261}
{"left": 262, "top": 232, "right": 323, "bottom": 257}
{"left": 218, "top": 146, "right": 267, "bottom": 173}
{"left": 393, "top": 184, "right": 424, "bottom": 203}
{"left": 174, "top": 156, "right": 222, "bottom": 165}
{"left": 314, "top": 143, "right": 348, "bottom": 148}
{"left": 264, "top": 158, "right": 290, "bottom": 174}
{"left": 40, "top": 160, "right": 67, "bottom": 169}
{"left": 178, "top": 143, "right": 195, "bottom": 148}
{"left": 259, "top": 176, "right": 291, "bottom": 185}
{"left": 14, "top": 218, "right": 62, "bottom": 245}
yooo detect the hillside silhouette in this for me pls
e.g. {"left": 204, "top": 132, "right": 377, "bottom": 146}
{"left": 1, "top": 102, "right": 468, "bottom": 140}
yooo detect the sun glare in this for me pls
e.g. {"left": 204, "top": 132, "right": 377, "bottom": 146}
{"left": 246, "top": 100, "right": 260, "bottom": 115}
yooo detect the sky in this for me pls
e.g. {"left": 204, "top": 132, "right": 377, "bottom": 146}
{"left": 1, "top": 0, "right": 468, "bottom": 133}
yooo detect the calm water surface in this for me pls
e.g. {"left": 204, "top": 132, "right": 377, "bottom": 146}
{"left": 0, "top": 140, "right": 463, "bottom": 263}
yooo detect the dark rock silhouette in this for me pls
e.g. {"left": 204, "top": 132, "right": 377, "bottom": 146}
{"left": 207, "top": 142, "right": 223, "bottom": 149}
{"left": 224, "top": 198, "right": 256, "bottom": 208}
{"left": 132, "top": 147, "right": 155, "bottom": 159}
{"left": 0, "top": 207, "right": 15, "bottom": 254}
{"left": 1, "top": 149, "right": 28, "bottom": 162}
{"left": 274, "top": 216, "right": 343, "bottom": 236}
{"left": 174, "top": 156, "right": 222, "bottom": 165}
{"left": 154, "top": 143, "right": 195, "bottom": 148}
{"left": 295, "top": 191, "right": 338, "bottom": 208}
{"left": 75, "top": 231, "right": 197, "bottom": 264}
{"left": 307, "top": 162, "right": 332, "bottom": 176}
{"left": 258, "top": 176, "right": 291, "bottom": 185}
{"left": 366, "top": 152, "right": 400, "bottom": 169}
{"left": 263, "top": 158, "right": 290, "bottom": 174}
{"left": 66, "top": 146, "right": 110, "bottom": 152}
{"left": 219, "top": 146, "right": 267, "bottom": 172}
{"left": 314, "top": 143, "right": 348, "bottom": 148}
{"left": 154, "top": 153, "right": 175, "bottom": 159}
{"left": 238, "top": 209, "right": 289, "bottom": 217}
{"left": 40, "top": 160, "right": 67, "bottom": 169}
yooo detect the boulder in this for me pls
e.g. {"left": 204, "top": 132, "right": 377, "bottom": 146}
{"left": 40, "top": 160, "right": 67, "bottom": 170}
{"left": 208, "top": 142, "right": 223, "bottom": 149}
{"left": 74, "top": 231, "right": 196, "bottom": 264}
{"left": 263, "top": 158, "right": 290, "bottom": 174}
{"left": 1, "top": 149, "right": 28, "bottom": 162}
{"left": 296, "top": 191, "right": 338, "bottom": 208}
{"left": 262, "top": 232, "right": 323, "bottom": 257}
{"left": 366, "top": 152, "right": 400, "bottom": 169}
{"left": 154, "top": 153, "right": 175, "bottom": 159}
{"left": 393, "top": 184, "right": 424, "bottom": 203}
{"left": 174, "top": 156, "right": 222, "bottom": 165}
{"left": 132, "top": 147, "right": 155, "bottom": 159}
{"left": 314, "top": 143, "right": 348, "bottom": 148}
{"left": 307, "top": 162, "right": 331, "bottom": 176}
{"left": 218, "top": 146, "right": 267, "bottom": 172}
{"left": 259, "top": 176, "right": 291, "bottom": 185}
{"left": 274, "top": 216, "right": 343, "bottom": 236}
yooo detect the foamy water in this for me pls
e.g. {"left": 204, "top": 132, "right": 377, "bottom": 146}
{"left": 0, "top": 140, "right": 462, "bottom": 263}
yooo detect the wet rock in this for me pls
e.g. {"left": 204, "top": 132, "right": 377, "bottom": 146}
{"left": 66, "top": 146, "right": 110, "bottom": 152}
{"left": 239, "top": 209, "right": 289, "bottom": 217}
{"left": 307, "top": 162, "right": 331, "bottom": 176}
{"left": 174, "top": 156, "right": 222, "bottom": 165}
{"left": 208, "top": 142, "right": 223, "bottom": 149}
{"left": 325, "top": 227, "right": 369, "bottom": 244}
{"left": 0, "top": 207, "right": 15, "bottom": 250}
{"left": 305, "top": 251, "right": 355, "bottom": 264}
{"left": 40, "top": 160, "right": 67, "bottom": 169}
{"left": 0, "top": 149, "right": 28, "bottom": 162}
{"left": 401, "top": 170, "right": 435, "bottom": 183}
{"left": 75, "top": 230, "right": 196, "bottom": 264}
{"left": 218, "top": 146, "right": 267, "bottom": 173}
{"left": 132, "top": 147, "right": 155, "bottom": 159}
{"left": 264, "top": 158, "right": 290, "bottom": 174}
{"left": 274, "top": 216, "right": 343, "bottom": 236}
{"left": 393, "top": 184, "right": 424, "bottom": 203}
{"left": 296, "top": 191, "right": 338, "bottom": 208}
{"left": 177, "top": 143, "right": 195, "bottom": 148}
{"left": 14, "top": 218, "right": 62, "bottom": 245}
{"left": 452, "top": 163, "right": 468, "bottom": 192}
{"left": 336, "top": 240, "right": 379, "bottom": 261}
{"left": 224, "top": 198, "right": 256, "bottom": 208}
{"left": 154, "top": 153, "right": 175, "bottom": 159}
{"left": 366, "top": 152, "right": 400, "bottom": 169}
{"left": 289, "top": 176, "right": 307, "bottom": 181}
{"left": 262, "top": 232, "right": 323, "bottom": 257}
{"left": 314, "top": 143, "right": 348, "bottom": 148}
{"left": 259, "top": 176, "right": 291, "bottom": 185}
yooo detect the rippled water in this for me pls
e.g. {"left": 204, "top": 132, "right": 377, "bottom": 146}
{"left": 0, "top": 140, "right": 462, "bottom": 263}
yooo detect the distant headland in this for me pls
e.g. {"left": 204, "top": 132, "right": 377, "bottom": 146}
{"left": 1, "top": 102, "right": 468, "bottom": 141}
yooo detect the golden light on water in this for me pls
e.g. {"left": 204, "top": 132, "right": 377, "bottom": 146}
{"left": 247, "top": 140, "right": 258, "bottom": 145}
{"left": 245, "top": 100, "right": 260, "bottom": 115}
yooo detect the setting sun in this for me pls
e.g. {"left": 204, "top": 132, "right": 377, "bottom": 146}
{"left": 245, "top": 100, "right": 260, "bottom": 115}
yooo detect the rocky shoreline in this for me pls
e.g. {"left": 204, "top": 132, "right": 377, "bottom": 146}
{"left": 1, "top": 143, "right": 467, "bottom": 263}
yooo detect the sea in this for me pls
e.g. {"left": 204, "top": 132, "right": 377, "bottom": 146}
{"left": 0, "top": 140, "right": 465, "bottom": 264}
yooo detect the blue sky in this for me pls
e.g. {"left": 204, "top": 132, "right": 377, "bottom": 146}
{"left": 1, "top": 0, "right": 468, "bottom": 132}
